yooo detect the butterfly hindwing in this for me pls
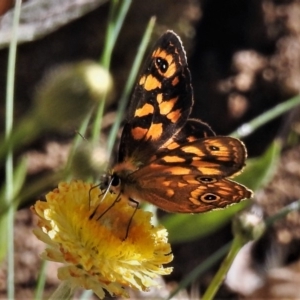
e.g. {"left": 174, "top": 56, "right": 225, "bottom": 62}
{"left": 121, "top": 135, "right": 252, "bottom": 212}
{"left": 122, "top": 174, "right": 251, "bottom": 213}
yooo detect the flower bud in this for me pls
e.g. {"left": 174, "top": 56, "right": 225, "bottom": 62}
{"left": 70, "top": 140, "right": 109, "bottom": 180}
{"left": 33, "top": 61, "right": 113, "bottom": 130}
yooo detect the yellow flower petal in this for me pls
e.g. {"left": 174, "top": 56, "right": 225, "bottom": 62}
{"left": 31, "top": 180, "right": 173, "bottom": 298}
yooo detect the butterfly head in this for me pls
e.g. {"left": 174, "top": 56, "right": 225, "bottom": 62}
{"left": 104, "top": 172, "right": 120, "bottom": 194}
{"left": 106, "top": 161, "right": 136, "bottom": 195}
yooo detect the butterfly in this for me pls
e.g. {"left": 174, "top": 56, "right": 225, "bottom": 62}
{"left": 109, "top": 30, "right": 252, "bottom": 213}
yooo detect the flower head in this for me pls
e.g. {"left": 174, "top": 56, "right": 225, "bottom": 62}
{"left": 31, "top": 181, "right": 173, "bottom": 298}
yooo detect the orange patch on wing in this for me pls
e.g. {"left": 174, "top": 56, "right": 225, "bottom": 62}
{"left": 159, "top": 97, "right": 178, "bottom": 115}
{"left": 146, "top": 123, "right": 163, "bottom": 140}
{"left": 152, "top": 49, "right": 169, "bottom": 61}
{"left": 156, "top": 93, "right": 163, "bottom": 104}
{"left": 190, "top": 161, "right": 222, "bottom": 175}
{"left": 139, "top": 75, "right": 146, "bottom": 85}
{"left": 166, "top": 109, "right": 182, "bottom": 123}
{"left": 172, "top": 76, "right": 179, "bottom": 86}
{"left": 164, "top": 60, "right": 177, "bottom": 78}
{"left": 131, "top": 127, "right": 147, "bottom": 140}
{"left": 134, "top": 103, "right": 154, "bottom": 117}
{"left": 143, "top": 74, "right": 162, "bottom": 91}
{"left": 166, "top": 189, "right": 175, "bottom": 197}
{"left": 162, "top": 156, "right": 185, "bottom": 163}
{"left": 166, "top": 166, "right": 191, "bottom": 175}
{"left": 211, "top": 156, "right": 231, "bottom": 162}
{"left": 152, "top": 48, "right": 161, "bottom": 58}
{"left": 187, "top": 136, "right": 197, "bottom": 142}
{"left": 178, "top": 182, "right": 188, "bottom": 187}
{"left": 189, "top": 197, "right": 201, "bottom": 205}
{"left": 152, "top": 48, "right": 177, "bottom": 78}
{"left": 182, "top": 145, "right": 205, "bottom": 155}
{"left": 182, "top": 175, "right": 200, "bottom": 185}
{"left": 162, "top": 180, "right": 172, "bottom": 187}
{"left": 167, "top": 142, "right": 180, "bottom": 150}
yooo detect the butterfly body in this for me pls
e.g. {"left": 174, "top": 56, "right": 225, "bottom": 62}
{"left": 111, "top": 31, "right": 252, "bottom": 213}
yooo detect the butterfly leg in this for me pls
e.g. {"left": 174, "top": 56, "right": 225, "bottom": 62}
{"left": 89, "top": 191, "right": 122, "bottom": 221}
{"left": 88, "top": 184, "right": 102, "bottom": 211}
{"left": 123, "top": 198, "right": 139, "bottom": 240}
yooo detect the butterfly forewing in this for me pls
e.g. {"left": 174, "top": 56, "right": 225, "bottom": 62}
{"left": 118, "top": 31, "right": 193, "bottom": 164}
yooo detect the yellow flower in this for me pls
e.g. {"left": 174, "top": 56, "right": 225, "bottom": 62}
{"left": 31, "top": 180, "right": 173, "bottom": 299}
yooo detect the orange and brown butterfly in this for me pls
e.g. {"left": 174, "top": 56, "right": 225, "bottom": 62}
{"left": 110, "top": 30, "right": 252, "bottom": 213}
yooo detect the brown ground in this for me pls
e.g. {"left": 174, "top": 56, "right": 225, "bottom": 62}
{"left": 0, "top": 0, "right": 300, "bottom": 299}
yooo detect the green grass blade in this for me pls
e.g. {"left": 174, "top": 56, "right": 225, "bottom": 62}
{"left": 231, "top": 94, "right": 300, "bottom": 138}
{"left": 265, "top": 199, "right": 300, "bottom": 228}
{"left": 0, "top": 157, "right": 26, "bottom": 262}
{"left": 92, "top": 0, "right": 132, "bottom": 144}
{"left": 4, "top": 0, "right": 23, "bottom": 298}
{"left": 168, "top": 242, "right": 231, "bottom": 299}
{"left": 106, "top": 17, "right": 156, "bottom": 157}
{"left": 201, "top": 237, "right": 243, "bottom": 300}
{"left": 34, "top": 260, "right": 47, "bottom": 300}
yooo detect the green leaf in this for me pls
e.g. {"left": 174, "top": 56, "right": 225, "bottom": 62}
{"left": 161, "top": 200, "right": 250, "bottom": 243}
{"left": 236, "top": 139, "right": 281, "bottom": 191}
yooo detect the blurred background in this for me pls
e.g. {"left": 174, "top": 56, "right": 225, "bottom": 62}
{"left": 0, "top": 0, "right": 300, "bottom": 298}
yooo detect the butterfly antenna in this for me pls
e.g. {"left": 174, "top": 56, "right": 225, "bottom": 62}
{"left": 99, "top": 177, "right": 114, "bottom": 203}
{"left": 89, "top": 176, "right": 114, "bottom": 218}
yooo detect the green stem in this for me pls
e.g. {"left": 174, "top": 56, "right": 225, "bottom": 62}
{"left": 100, "top": 0, "right": 119, "bottom": 67}
{"left": 34, "top": 260, "right": 47, "bottom": 300}
{"left": 265, "top": 199, "right": 300, "bottom": 228}
{"left": 202, "top": 236, "right": 244, "bottom": 300}
{"left": 231, "top": 94, "right": 300, "bottom": 138}
{"left": 5, "top": 0, "right": 22, "bottom": 299}
{"left": 0, "top": 115, "right": 41, "bottom": 165}
{"left": 168, "top": 242, "right": 231, "bottom": 300}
